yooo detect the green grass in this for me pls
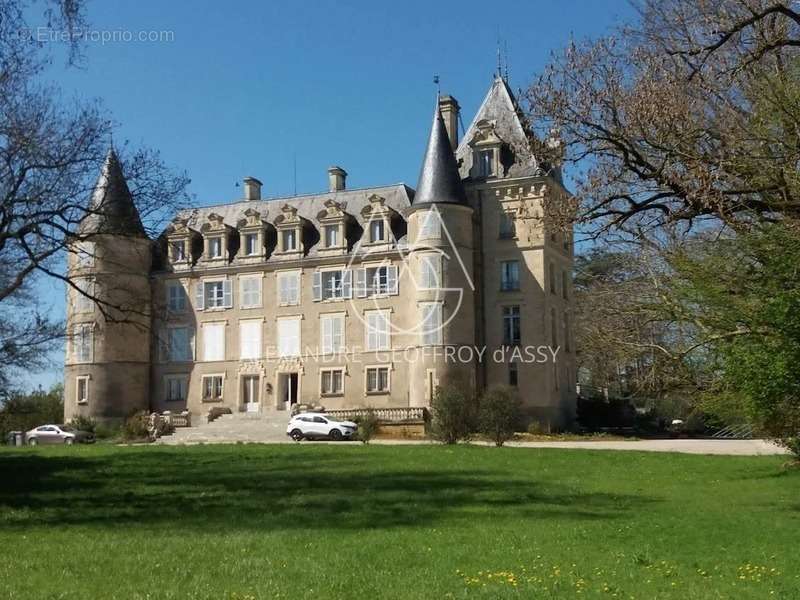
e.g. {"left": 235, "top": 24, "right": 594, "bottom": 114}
{"left": 0, "top": 444, "right": 797, "bottom": 599}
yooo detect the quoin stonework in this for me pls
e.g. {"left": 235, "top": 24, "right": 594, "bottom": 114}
{"left": 64, "top": 76, "right": 576, "bottom": 428}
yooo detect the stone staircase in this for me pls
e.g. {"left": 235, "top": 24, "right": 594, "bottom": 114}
{"left": 157, "top": 410, "right": 292, "bottom": 445}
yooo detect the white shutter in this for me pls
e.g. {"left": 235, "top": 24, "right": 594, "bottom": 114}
{"left": 421, "top": 303, "right": 442, "bottom": 345}
{"left": 222, "top": 280, "right": 233, "bottom": 308}
{"left": 312, "top": 271, "right": 322, "bottom": 301}
{"left": 366, "top": 310, "right": 389, "bottom": 351}
{"left": 332, "top": 315, "right": 344, "bottom": 352}
{"left": 239, "top": 320, "right": 261, "bottom": 359}
{"left": 342, "top": 270, "right": 352, "bottom": 299}
{"left": 278, "top": 318, "right": 300, "bottom": 357}
{"left": 203, "top": 323, "right": 225, "bottom": 361}
{"left": 355, "top": 268, "right": 367, "bottom": 297}
{"left": 195, "top": 281, "right": 205, "bottom": 310}
{"left": 387, "top": 265, "right": 398, "bottom": 295}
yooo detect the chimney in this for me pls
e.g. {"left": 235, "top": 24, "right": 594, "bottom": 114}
{"left": 243, "top": 177, "right": 262, "bottom": 201}
{"left": 438, "top": 95, "right": 460, "bottom": 151}
{"left": 328, "top": 166, "right": 347, "bottom": 192}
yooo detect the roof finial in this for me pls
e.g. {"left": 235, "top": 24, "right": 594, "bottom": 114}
{"left": 496, "top": 39, "right": 502, "bottom": 78}
{"left": 433, "top": 74, "right": 440, "bottom": 98}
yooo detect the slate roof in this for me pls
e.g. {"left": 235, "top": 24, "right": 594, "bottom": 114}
{"left": 456, "top": 76, "right": 541, "bottom": 180}
{"left": 412, "top": 104, "right": 467, "bottom": 205}
{"left": 78, "top": 149, "right": 147, "bottom": 237}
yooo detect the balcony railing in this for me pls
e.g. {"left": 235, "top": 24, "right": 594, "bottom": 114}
{"left": 324, "top": 407, "right": 428, "bottom": 423}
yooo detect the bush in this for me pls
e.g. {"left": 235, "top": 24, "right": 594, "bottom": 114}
{"left": 430, "top": 384, "right": 475, "bottom": 444}
{"left": 478, "top": 385, "right": 521, "bottom": 447}
{"left": 0, "top": 384, "right": 63, "bottom": 439}
{"left": 356, "top": 409, "right": 380, "bottom": 444}
{"left": 68, "top": 415, "right": 97, "bottom": 433}
{"left": 122, "top": 411, "right": 150, "bottom": 441}
{"left": 527, "top": 420, "right": 548, "bottom": 435}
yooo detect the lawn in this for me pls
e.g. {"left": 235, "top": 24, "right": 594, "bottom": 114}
{"left": 0, "top": 444, "right": 797, "bottom": 599}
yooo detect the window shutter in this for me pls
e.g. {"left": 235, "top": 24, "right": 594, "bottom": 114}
{"left": 195, "top": 281, "right": 205, "bottom": 310}
{"left": 387, "top": 266, "right": 398, "bottom": 295}
{"left": 159, "top": 329, "right": 169, "bottom": 362}
{"left": 342, "top": 270, "right": 352, "bottom": 299}
{"left": 312, "top": 271, "right": 322, "bottom": 301}
{"left": 223, "top": 280, "right": 233, "bottom": 308}
{"left": 333, "top": 315, "right": 343, "bottom": 351}
{"left": 355, "top": 269, "right": 367, "bottom": 298}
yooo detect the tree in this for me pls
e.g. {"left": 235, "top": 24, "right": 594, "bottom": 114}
{"left": 0, "top": 384, "right": 64, "bottom": 439}
{"left": 526, "top": 0, "right": 800, "bottom": 236}
{"left": 0, "top": 1, "right": 190, "bottom": 387}
{"left": 478, "top": 385, "right": 521, "bottom": 447}
{"left": 430, "top": 384, "right": 475, "bottom": 444}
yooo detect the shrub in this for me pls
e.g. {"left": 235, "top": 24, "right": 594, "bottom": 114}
{"left": 527, "top": 420, "right": 548, "bottom": 435}
{"left": 68, "top": 415, "right": 97, "bottom": 433}
{"left": 356, "top": 409, "right": 380, "bottom": 444}
{"left": 122, "top": 411, "right": 150, "bottom": 441}
{"left": 430, "top": 383, "right": 474, "bottom": 444}
{"left": 478, "top": 385, "right": 521, "bottom": 447}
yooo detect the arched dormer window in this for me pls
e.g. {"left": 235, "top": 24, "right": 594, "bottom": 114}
{"left": 200, "top": 213, "right": 235, "bottom": 264}
{"left": 316, "top": 199, "right": 356, "bottom": 256}
{"left": 236, "top": 207, "right": 275, "bottom": 262}
{"left": 273, "top": 204, "right": 317, "bottom": 258}
{"left": 360, "top": 194, "right": 403, "bottom": 247}
{"left": 165, "top": 217, "right": 201, "bottom": 270}
{"left": 468, "top": 119, "right": 504, "bottom": 180}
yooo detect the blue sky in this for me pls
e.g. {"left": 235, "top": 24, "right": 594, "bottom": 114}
{"left": 29, "top": 0, "right": 635, "bottom": 390}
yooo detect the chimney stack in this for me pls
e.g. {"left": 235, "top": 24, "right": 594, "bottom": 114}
{"left": 438, "top": 95, "right": 460, "bottom": 151}
{"left": 243, "top": 177, "right": 262, "bottom": 201}
{"left": 328, "top": 166, "right": 347, "bottom": 192}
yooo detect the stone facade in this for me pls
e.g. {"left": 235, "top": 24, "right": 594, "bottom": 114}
{"left": 64, "top": 77, "right": 576, "bottom": 428}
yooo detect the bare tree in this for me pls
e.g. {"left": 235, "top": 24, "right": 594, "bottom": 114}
{"left": 0, "top": 1, "right": 190, "bottom": 386}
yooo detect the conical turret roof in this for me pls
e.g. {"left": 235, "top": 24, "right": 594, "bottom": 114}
{"left": 413, "top": 104, "right": 467, "bottom": 205}
{"left": 78, "top": 148, "right": 147, "bottom": 237}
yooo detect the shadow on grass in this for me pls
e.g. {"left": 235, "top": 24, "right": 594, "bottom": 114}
{"left": 0, "top": 446, "right": 658, "bottom": 532}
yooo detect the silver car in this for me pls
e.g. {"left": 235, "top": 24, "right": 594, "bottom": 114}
{"left": 25, "top": 424, "right": 95, "bottom": 446}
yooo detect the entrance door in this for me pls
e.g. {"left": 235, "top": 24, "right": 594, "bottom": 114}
{"left": 242, "top": 375, "right": 260, "bottom": 413}
{"left": 278, "top": 373, "right": 299, "bottom": 410}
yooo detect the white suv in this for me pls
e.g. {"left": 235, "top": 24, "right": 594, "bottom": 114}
{"left": 286, "top": 413, "right": 357, "bottom": 441}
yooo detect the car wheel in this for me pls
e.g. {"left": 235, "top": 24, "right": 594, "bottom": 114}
{"left": 329, "top": 429, "right": 343, "bottom": 441}
{"left": 64, "top": 438, "right": 74, "bottom": 446}
{"left": 290, "top": 429, "right": 304, "bottom": 442}
{"left": 28, "top": 438, "right": 37, "bottom": 446}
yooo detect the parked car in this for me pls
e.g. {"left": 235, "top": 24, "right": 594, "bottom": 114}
{"left": 25, "top": 424, "right": 95, "bottom": 446}
{"left": 286, "top": 413, "right": 357, "bottom": 441}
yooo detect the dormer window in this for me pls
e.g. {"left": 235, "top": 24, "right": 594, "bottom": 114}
{"left": 499, "top": 212, "right": 515, "bottom": 239}
{"left": 324, "top": 225, "right": 339, "bottom": 248}
{"left": 477, "top": 150, "right": 494, "bottom": 177}
{"left": 170, "top": 240, "right": 186, "bottom": 262}
{"left": 282, "top": 229, "right": 297, "bottom": 252}
{"left": 369, "top": 219, "right": 385, "bottom": 242}
{"left": 209, "top": 237, "right": 223, "bottom": 259}
{"left": 244, "top": 233, "right": 258, "bottom": 256}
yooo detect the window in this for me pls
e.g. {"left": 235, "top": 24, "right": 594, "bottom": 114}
{"left": 365, "top": 310, "right": 390, "bottom": 351}
{"left": 320, "top": 313, "right": 345, "bottom": 355}
{"left": 74, "top": 278, "right": 94, "bottom": 313}
{"left": 76, "top": 375, "right": 89, "bottom": 404}
{"left": 243, "top": 233, "right": 259, "bottom": 256}
{"left": 167, "top": 281, "right": 186, "bottom": 312}
{"left": 202, "top": 322, "right": 225, "bottom": 362}
{"left": 499, "top": 212, "right": 515, "bottom": 239}
{"left": 282, "top": 229, "right": 297, "bottom": 251}
{"left": 508, "top": 362, "right": 519, "bottom": 387}
{"left": 324, "top": 225, "right": 339, "bottom": 247}
{"left": 277, "top": 271, "right": 300, "bottom": 305}
{"left": 366, "top": 367, "right": 390, "bottom": 393}
{"left": 202, "top": 375, "right": 224, "bottom": 401}
{"left": 197, "top": 279, "right": 232, "bottom": 310}
{"left": 321, "top": 369, "right": 344, "bottom": 395}
{"left": 563, "top": 312, "right": 571, "bottom": 353}
{"left": 165, "top": 376, "right": 188, "bottom": 402}
{"left": 551, "top": 308, "right": 558, "bottom": 348}
{"left": 419, "top": 255, "right": 441, "bottom": 290}
{"left": 209, "top": 237, "right": 223, "bottom": 259}
{"left": 562, "top": 270, "right": 569, "bottom": 299}
{"left": 419, "top": 210, "right": 441, "bottom": 240}
{"left": 369, "top": 219, "right": 385, "bottom": 242}
{"left": 420, "top": 303, "right": 443, "bottom": 345}
{"left": 277, "top": 317, "right": 301, "bottom": 357}
{"left": 549, "top": 263, "right": 556, "bottom": 294}
{"left": 355, "top": 266, "right": 398, "bottom": 297}
{"left": 313, "top": 269, "right": 351, "bottom": 301}
{"left": 73, "top": 324, "right": 92, "bottom": 363}
{"left": 168, "top": 326, "right": 192, "bottom": 362}
{"left": 500, "top": 261, "right": 520, "bottom": 291}
{"left": 477, "top": 149, "right": 494, "bottom": 177}
{"left": 170, "top": 240, "right": 186, "bottom": 262}
{"left": 502, "top": 306, "right": 521, "bottom": 346}
{"left": 239, "top": 319, "right": 262, "bottom": 359}
{"left": 75, "top": 241, "right": 95, "bottom": 268}
{"left": 239, "top": 276, "right": 262, "bottom": 308}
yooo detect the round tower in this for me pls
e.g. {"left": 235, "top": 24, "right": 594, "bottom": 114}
{"left": 64, "top": 149, "right": 152, "bottom": 425}
{"left": 406, "top": 104, "right": 476, "bottom": 407}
